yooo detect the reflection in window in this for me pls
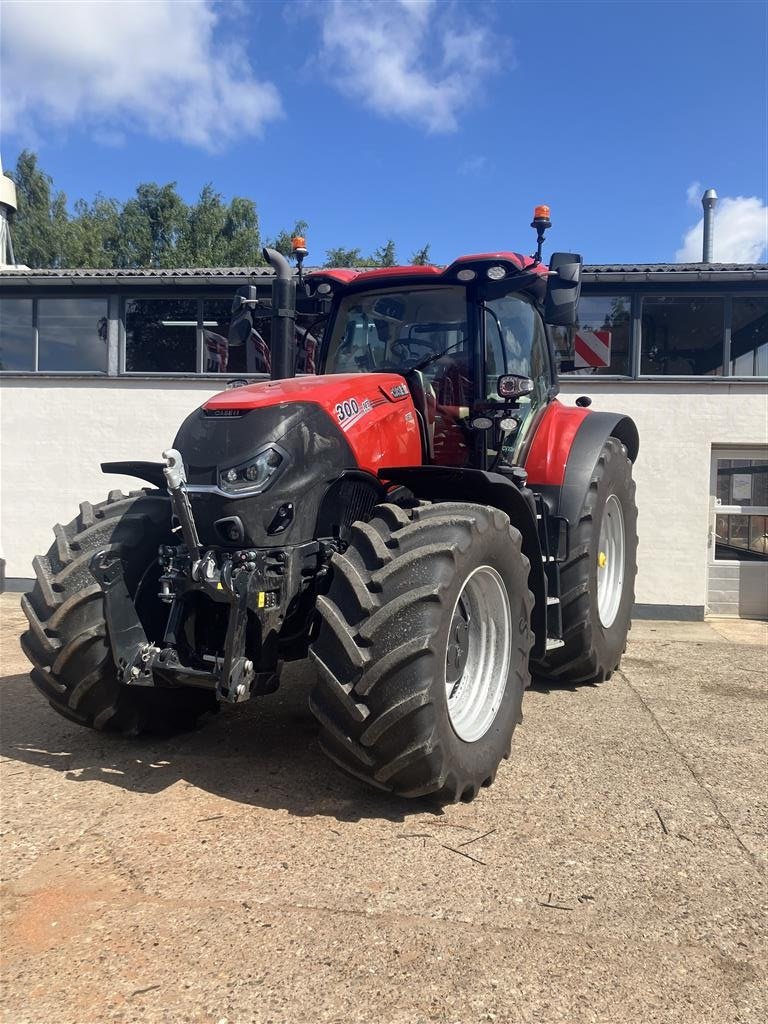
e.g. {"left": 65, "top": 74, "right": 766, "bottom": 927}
{"left": 125, "top": 299, "right": 197, "bottom": 373}
{"left": 37, "top": 298, "right": 108, "bottom": 372}
{"left": 203, "top": 299, "right": 248, "bottom": 374}
{"left": 716, "top": 458, "right": 768, "bottom": 507}
{"left": 641, "top": 297, "right": 724, "bottom": 375}
{"left": 731, "top": 297, "right": 768, "bottom": 376}
{"left": 556, "top": 295, "right": 631, "bottom": 376}
{"left": 203, "top": 302, "right": 325, "bottom": 376}
{"left": 296, "top": 313, "right": 326, "bottom": 374}
{"left": 715, "top": 514, "right": 768, "bottom": 561}
{"left": 0, "top": 298, "right": 35, "bottom": 371}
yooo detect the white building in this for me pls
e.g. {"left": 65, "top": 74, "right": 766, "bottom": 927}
{"left": 1, "top": 263, "right": 766, "bottom": 619}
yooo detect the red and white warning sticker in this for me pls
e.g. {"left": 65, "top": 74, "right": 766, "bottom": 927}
{"left": 574, "top": 330, "right": 611, "bottom": 369}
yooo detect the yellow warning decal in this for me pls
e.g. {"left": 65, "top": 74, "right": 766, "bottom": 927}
{"left": 258, "top": 592, "right": 266, "bottom": 608}
{"left": 217, "top": 581, "right": 224, "bottom": 590}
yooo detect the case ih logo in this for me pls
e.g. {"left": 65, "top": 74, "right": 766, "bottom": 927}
{"left": 574, "top": 330, "right": 611, "bottom": 369}
{"left": 390, "top": 384, "right": 409, "bottom": 399}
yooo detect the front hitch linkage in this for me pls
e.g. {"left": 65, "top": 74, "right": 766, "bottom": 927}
{"left": 90, "top": 449, "right": 257, "bottom": 703}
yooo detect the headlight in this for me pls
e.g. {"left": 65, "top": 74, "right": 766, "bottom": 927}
{"left": 219, "top": 447, "right": 283, "bottom": 494}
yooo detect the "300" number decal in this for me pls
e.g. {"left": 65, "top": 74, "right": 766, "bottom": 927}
{"left": 335, "top": 399, "right": 360, "bottom": 423}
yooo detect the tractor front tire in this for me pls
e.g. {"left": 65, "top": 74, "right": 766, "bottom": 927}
{"left": 534, "top": 437, "right": 638, "bottom": 685}
{"left": 21, "top": 490, "right": 217, "bottom": 734}
{"left": 309, "top": 502, "right": 533, "bottom": 802}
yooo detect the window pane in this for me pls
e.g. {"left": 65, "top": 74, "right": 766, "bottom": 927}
{"left": 38, "top": 298, "right": 108, "bottom": 372}
{"left": 731, "top": 297, "right": 768, "bottom": 376}
{"left": 125, "top": 299, "right": 197, "bottom": 373}
{"left": 641, "top": 297, "right": 724, "bottom": 375}
{"left": 202, "top": 298, "right": 274, "bottom": 375}
{"left": 557, "top": 295, "right": 632, "bottom": 376}
{"left": 0, "top": 298, "right": 35, "bottom": 371}
{"left": 716, "top": 458, "right": 768, "bottom": 507}
{"left": 716, "top": 513, "right": 768, "bottom": 561}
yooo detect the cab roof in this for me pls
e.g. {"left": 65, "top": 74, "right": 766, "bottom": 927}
{"left": 306, "top": 252, "right": 549, "bottom": 291}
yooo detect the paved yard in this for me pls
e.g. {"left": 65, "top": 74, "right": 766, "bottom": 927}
{"left": 1, "top": 593, "right": 766, "bottom": 1024}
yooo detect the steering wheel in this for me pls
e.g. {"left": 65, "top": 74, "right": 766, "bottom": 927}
{"left": 390, "top": 338, "right": 436, "bottom": 368}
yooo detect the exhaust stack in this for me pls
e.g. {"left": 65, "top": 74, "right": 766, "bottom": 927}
{"left": 701, "top": 188, "right": 718, "bottom": 263}
{"left": 263, "top": 247, "right": 296, "bottom": 380}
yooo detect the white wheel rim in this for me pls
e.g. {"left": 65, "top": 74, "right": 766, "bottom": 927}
{"left": 445, "top": 565, "right": 512, "bottom": 743}
{"left": 597, "top": 494, "right": 625, "bottom": 628}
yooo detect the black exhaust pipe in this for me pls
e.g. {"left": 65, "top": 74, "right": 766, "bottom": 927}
{"left": 263, "top": 246, "right": 296, "bottom": 381}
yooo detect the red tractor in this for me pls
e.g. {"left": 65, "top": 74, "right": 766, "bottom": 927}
{"left": 21, "top": 209, "right": 638, "bottom": 802}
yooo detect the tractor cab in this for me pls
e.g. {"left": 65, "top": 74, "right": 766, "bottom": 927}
{"left": 305, "top": 235, "right": 582, "bottom": 473}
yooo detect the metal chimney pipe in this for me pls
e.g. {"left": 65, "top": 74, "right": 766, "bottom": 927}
{"left": 263, "top": 246, "right": 296, "bottom": 380}
{"left": 701, "top": 188, "right": 718, "bottom": 263}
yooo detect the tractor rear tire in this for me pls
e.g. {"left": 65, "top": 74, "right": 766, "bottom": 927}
{"left": 20, "top": 490, "right": 217, "bottom": 734}
{"left": 308, "top": 502, "right": 533, "bottom": 802}
{"left": 534, "top": 437, "right": 638, "bottom": 685}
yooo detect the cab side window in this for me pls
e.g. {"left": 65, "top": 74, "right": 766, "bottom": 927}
{"left": 485, "top": 294, "right": 551, "bottom": 463}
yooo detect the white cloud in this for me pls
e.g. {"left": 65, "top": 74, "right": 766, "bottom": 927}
{"left": 0, "top": 0, "right": 282, "bottom": 151}
{"left": 312, "top": 0, "right": 505, "bottom": 133}
{"left": 676, "top": 191, "right": 768, "bottom": 263}
{"left": 686, "top": 181, "right": 702, "bottom": 206}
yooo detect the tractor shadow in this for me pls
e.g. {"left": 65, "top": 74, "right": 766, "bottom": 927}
{"left": 0, "top": 663, "right": 442, "bottom": 824}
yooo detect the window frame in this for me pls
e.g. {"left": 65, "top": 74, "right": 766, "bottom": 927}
{"left": 0, "top": 292, "right": 111, "bottom": 376}
{"left": 639, "top": 292, "right": 727, "bottom": 379}
{"left": 555, "top": 291, "right": 635, "bottom": 379}
{"left": 118, "top": 292, "right": 277, "bottom": 378}
{"left": 710, "top": 447, "right": 768, "bottom": 565}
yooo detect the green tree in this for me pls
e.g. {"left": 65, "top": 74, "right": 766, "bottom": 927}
{"left": 116, "top": 182, "right": 187, "bottom": 267}
{"left": 372, "top": 239, "right": 396, "bottom": 266}
{"left": 9, "top": 150, "right": 68, "bottom": 268}
{"left": 178, "top": 184, "right": 227, "bottom": 266}
{"left": 410, "top": 243, "right": 431, "bottom": 265}
{"left": 222, "top": 196, "right": 261, "bottom": 265}
{"left": 324, "top": 246, "right": 368, "bottom": 268}
{"left": 62, "top": 195, "right": 121, "bottom": 268}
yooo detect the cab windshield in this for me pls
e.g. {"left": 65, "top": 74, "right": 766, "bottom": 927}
{"left": 325, "top": 286, "right": 469, "bottom": 379}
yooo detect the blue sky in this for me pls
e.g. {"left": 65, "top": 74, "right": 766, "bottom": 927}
{"left": 2, "top": 0, "right": 767, "bottom": 265}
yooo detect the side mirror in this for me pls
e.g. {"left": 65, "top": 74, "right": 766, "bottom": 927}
{"left": 545, "top": 252, "right": 582, "bottom": 327}
{"left": 497, "top": 374, "right": 534, "bottom": 400}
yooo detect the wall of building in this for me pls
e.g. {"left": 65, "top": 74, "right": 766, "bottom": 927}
{"left": 558, "top": 378, "right": 768, "bottom": 614}
{"left": 1, "top": 377, "right": 221, "bottom": 579}
{"left": 2, "top": 375, "right": 766, "bottom": 615}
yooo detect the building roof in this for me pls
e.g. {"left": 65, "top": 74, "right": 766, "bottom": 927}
{"left": 0, "top": 266, "right": 276, "bottom": 286}
{"left": 0, "top": 262, "right": 766, "bottom": 287}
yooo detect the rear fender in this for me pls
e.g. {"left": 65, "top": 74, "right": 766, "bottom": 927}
{"left": 379, "top": 466, "right": 548, "bottom": 657}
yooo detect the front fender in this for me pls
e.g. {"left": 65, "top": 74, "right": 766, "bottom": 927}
{"left": 525, "top": 402, "right": 639, "bottom": 526}
{"left": 101, "top": 461, "right": 167, "bottom": 490}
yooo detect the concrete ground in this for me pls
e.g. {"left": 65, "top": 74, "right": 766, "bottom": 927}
{"left": 0, "top": 593, "right": 765, "bottom": 1024}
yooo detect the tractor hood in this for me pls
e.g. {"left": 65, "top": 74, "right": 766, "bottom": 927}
{"left": 171, "top": 372, "right": 422, "bottom": 549}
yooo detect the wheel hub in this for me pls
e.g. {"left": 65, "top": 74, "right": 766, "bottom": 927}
{"left": 445, "top": 565, "right": 512, "bottom": 743}
{"left": 597, "top": 494, "right": 625, "bottom": 628}
{"left": 446, "top": 601, "right": 470, "bottom": 694}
